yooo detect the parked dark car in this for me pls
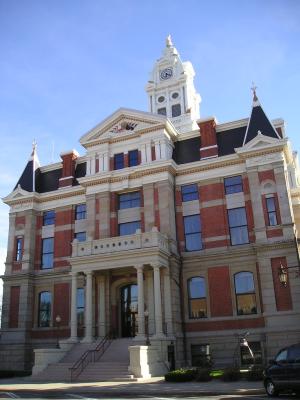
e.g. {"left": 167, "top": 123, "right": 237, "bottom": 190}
{"left": 264, "top": 343, "right": 300, "bottom": 396}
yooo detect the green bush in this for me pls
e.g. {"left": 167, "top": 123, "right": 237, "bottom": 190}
{"left": 165, "top": 368, "right": 196, "bottom": 382}
{"left": 246, "top": 366, "right": 264, "bottom": 381}
{"left": 195, "top": 367, "right": 212, "bottom": 382}
{"left": 221, "top": 367, "right": 241, "bottom": 382}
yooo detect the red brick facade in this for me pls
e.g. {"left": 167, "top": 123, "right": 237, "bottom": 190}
{"left": 9, "top": 286, "right": 20, "bottom": 328}
{"left": 271, "top": 257, "right": 293, "bottom": 311}
{"left": 208, "top": 266, "right": 233, "bottom": 317}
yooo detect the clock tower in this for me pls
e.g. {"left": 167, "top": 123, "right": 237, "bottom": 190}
{"left": 146, "top": 35, "right": 201, "bottom": 133}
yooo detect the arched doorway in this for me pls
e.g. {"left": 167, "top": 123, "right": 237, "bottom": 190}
{"left": 120, "top": 284, "right": 138, "bottom": 337}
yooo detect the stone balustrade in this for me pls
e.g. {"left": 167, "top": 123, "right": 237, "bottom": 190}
{"left": 71, "top": 228, "right": 170, "bottom": 258}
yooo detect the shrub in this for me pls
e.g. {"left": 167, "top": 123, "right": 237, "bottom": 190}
{"left": 165, "top": 368, "right": 196, "bottom": 382}
{"left": 221, "top": 367, "right": 241, "bottom": 382}
{"left": 246, "top": 365, "right": 264, "bottom": 381}
{"left": 195, "top": 367, "right": 212, "bottom": 382}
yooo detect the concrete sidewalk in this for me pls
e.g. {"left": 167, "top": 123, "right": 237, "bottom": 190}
{"left": 0, "top": 377, "right": 265, "bottom": 396}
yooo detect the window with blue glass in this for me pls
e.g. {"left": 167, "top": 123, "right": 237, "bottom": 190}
{"left": 75, "top": 232, "right": 86, "bottom": 242}
{"left": 77, "top": 288, "right": 84, "bottom": 326}
{"left": 43, "top": 210, "right": 55, "bottom": 226}
{"left": 41, "top": 238, "right": 54, "bottom": 269}
{"left": 128, "top": 150, "right": 139, "bottom": 167}
{"left": 188, "top": 277, "right": 207, "bottom": 318}
{"left": 119, "top": 191, "right": 141, "bottom": 209}
{"left": 114, "top": 153, "right": 124, "bottom": 170}
{"left": 181, "top": 184, "right": 198, "bottom": 202}
{"left": 224, "top": 175, "right": 243, "bottom": 195}
{"left": 266, "top": 197, "right": 278, "bottom": 226}
{"left": 228, "top": 207, "right": 249, "bottom": 245}
{"left": 15, "top": 237, "right": 23, "bottom": 261}
{"left": 75, "top": 204, "right": 86, "bottom": 220}
{"left": 184, "top": 214, "right": 202, "bottom": 251}
{"left": 119, "top": 221, "right": 141, "bottom": 236}
{"left": 234, "top": 272, "right": 257, "bottom": 315}
{"left": 38, "top": 291, "right": 52, "bottom": 327}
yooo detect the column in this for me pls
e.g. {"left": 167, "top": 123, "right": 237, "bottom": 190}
{"left": 98, "top": 275, "right": 106, "bottom": 337}
{"left": 145, "top": 269, "right": 155, "bottom": 335}
{"left": 83, "top": 271, "right": 93, "bottom": 343}
{"left": 152, "top": 263, "right": 164, "bottom": 337}
{"left": 163, "top": 267, "right": 174, "bottom": 336}
{"left": 69, "top": 272, "right": 78, "bottom": 342}
{"left": 136, "top": 265, "right": 145, "bottom": 338}
{"left": 247, "top": 168, "right": 267, "bottom": 241}
{"left": 90, "top": 154, "right": 96, "bottom": 175}
{"left": 274, "top": 165, "right": 294, "bottom": 238}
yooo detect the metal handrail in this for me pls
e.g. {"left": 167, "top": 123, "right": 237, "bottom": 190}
{"left": 69, "top": 332, "right": 113, "bottom": 382}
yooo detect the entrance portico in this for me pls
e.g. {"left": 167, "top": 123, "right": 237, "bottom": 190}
{"left": 68, "top": 229, "right": 175, "bottom": 343}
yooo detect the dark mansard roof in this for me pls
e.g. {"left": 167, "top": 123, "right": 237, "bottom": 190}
{"left": 14, "top": 162, "right": 86, "bottom": 194}
{"left": 13, "top": 95, "right": 282, "bottom": 193}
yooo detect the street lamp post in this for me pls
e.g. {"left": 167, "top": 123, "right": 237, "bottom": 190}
{"left": 144, "top": 310, "right": 151, "bottom": 346}
{"left": 55, "top": 315, "right": 61, "bottom": 348}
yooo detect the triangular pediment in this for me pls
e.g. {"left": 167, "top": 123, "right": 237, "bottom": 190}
{"left": 2, "top": 185, "right": 33, "bottom": 204}
{"left": 80, "top": 108, "right": 173, "bottom": 147}
{"left": 235, "top": 132, "right": 287, "bottom": 155}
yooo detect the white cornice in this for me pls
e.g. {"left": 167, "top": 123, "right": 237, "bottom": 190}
{"left": 215, "top": 117, "right": 284, "bottom": 133}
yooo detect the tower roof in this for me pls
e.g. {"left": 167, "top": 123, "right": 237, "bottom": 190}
{"left": 14, "top": 141, "right": 40, "bottom": 192}
{"left": 243, "top": 85, "right": 281, "bottom": 145}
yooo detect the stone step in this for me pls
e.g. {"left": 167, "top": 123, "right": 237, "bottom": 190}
{"left": 32, "top": 338, "right": 138, "bottom": 382}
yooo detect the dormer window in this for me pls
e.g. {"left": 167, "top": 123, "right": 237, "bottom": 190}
{"left": 172, "top": 104, "right": 181, "bottom": 117}
{"left": 157, "top": 107, "right": 167, "bottom": 116}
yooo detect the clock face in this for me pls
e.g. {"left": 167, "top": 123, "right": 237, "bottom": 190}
{"left": 160, "top": 68, "right": 173, "bottom": 80}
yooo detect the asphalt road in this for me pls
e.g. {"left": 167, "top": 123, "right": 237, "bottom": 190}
{"left": 0, "top": 394, "right": 297, "bottom": 399}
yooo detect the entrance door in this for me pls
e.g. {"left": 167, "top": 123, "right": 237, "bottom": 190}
{"left": 120, "top": 284, "right": 138, "bottom": 337}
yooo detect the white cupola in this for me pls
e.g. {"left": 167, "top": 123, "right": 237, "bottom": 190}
{"left": 146, "top": 35, "right": 201, "bottom": 134}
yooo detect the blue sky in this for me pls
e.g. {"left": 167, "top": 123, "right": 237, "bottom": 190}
{"left": 0, "top": 0, "right": 300, "bottom": 298}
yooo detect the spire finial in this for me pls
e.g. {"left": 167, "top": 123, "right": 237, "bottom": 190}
{"left": 251, "top": 82, "right": 258, "bottom": 102}
{"left": 31, "top": 139, "right": 37, "bottom": 157}
{"left": 166, "top": 34, "right": 173, "bottom": 47}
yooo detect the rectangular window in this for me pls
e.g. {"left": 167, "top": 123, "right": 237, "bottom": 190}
{"left": 181, "top": 184, "right": 198, "bottom": 202}
{"left": 224, "top": 175, "right": 243, "bottom": 195}
{"left": 241, "top": 341, "right": 262, "bottom": 366}
{"left": 266, "top": 197, "right": 278, "bottom": 226}
{"left": 38, "top": 291, "right": 52, "bottom": 327}
{"left": 15, "top": 237, "right": 23, "bottom": 261}
{"left": 118, "top": 191, "right": 141, "bottom": 209}
{"left": 157, "top": 107, "right": 166, "bottom": 116}
{"left": 191, "top": 344, "right": 211, "bottom": 367}
{"left": 75, "top": 204, "right": 86, "bottom": 220}
{"left": 114, "top": 153, "right": 124, "bottom": 170}
{"left": 41, "top": 238, "right": 54, "bottom": 269}
{"left": 43, "top": 210, "right": 55, "bottom": 226}
{"left": 75, "top": 232, "right": 86, "bottom": 242}
{"left": 172, "top": 103, "right": 181, "bottom": 117}
{"left": 77, "top": 288, "right": 84, "bottom": 326}
{"left": 119, "top": 221, "right": 141, "bottom": 236}
{"left": 228, "top": 207, "right": 249, "bottom": 245}
{"left": 184, "top": 214, "right": 202, "bottom": 251}
{"left": 188, "top": 277, "right": 207, "bottom": 318}
{"left": 128, "top": 150, "right": 139, "bottom": 167}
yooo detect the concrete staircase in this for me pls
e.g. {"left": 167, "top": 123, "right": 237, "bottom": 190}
{"left": 31, "top": 338, "right": 138, "bottom": 382}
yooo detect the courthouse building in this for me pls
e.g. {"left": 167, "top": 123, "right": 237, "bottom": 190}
{"left": 1, "top": 37, "right": 300, "bottom": 375}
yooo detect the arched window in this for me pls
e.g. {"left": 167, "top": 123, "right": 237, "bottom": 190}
{"left": 38, "top": 291, "right": 52, "bottom": 327}
{"left": 234, "top": 272, "right": 257, "bottom": 315}
{"left": 188, "top": 277, "right": 207, "bottom": 318}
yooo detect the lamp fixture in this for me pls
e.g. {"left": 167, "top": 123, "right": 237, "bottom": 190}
{"left": 278, "top": 263, "right": 300, "bottom": 287}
